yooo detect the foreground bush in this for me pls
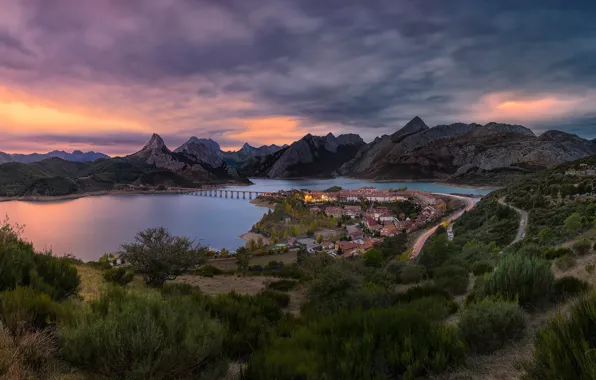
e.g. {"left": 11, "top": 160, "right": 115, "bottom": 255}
{"left": 459, "top": 299, "right": 527, "bottom": 354}
{"left": 399, "top": 264, "right": 427, "bottom": 284}
{"left": 245, "top": 307, "right": 465, "bottom": 380}
{"left": 543, "top": 247, "right": 573, "bottom": 260}
{"left": 554, "top": 255, "right": 577, "bottom": 272}
{"left": 32, "top": 253, "right": 81, "bottom": 300}
{"left": 60, "top": 289, "right": 227, "bottom": 380}
{"left": 433, "top": 265, "right": 470, "bottom": 295}
{"left": 479, "top": 254, "right": 554, "bottom": 309}
{"left": 0, "top": 224, "right": 80, "bottom": 300}
{"left": 0, "top": 326, "right": 58, "bottom": 379}
{"left": 267, "top": 279, "right": 298, "bottom": 292}
{"left": 102, "top": 266, "right": 135, "bottom": 286}
{"left": 552, "top": 276, "right": 591, "bottom": 302}
{"left": 0, "top": 287, "right": 68, "bottom": 336}
{"left": 472, "top": 260, "right": 493, "bottom": 276}
{"left": 524, "top": 292, "right": 596, "bottom": 379}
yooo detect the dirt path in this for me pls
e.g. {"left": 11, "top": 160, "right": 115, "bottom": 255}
{"left": 498, "top": 197, "right": 528, "bottom": 246}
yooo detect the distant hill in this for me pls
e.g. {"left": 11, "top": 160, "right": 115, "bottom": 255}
{"left": 0, "top": 150, "right": 109, "bottom": 164}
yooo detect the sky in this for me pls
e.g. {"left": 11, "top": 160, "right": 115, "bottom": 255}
{"left": 1, "top": 0, "right": 595, "bottom": 156}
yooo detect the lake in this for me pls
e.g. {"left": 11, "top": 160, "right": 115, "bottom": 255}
{"left": 0, "top": 178, "right": 493, "bottom": 261}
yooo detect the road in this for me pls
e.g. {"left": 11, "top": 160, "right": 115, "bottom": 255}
{"left": 498, "top": 198, "right": 529, "bottom": 246}
{"left": 410, "top": 194, "right": 479, "bottom": 259}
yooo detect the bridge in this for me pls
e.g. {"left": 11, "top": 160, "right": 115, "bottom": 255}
{"left": 189, "top": 189, "right": 265, "bottom": 199}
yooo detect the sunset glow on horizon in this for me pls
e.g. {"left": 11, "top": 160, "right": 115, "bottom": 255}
{"left": 1, "top": 0, "right": 595, "bottom": 155}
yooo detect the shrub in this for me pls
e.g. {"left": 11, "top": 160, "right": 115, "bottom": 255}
{"left": 552, "top": 276, "right": 591, "bottom": 302}
{"left": 0, "top": 287, "right": 68, "bottom": 336}
{"left": 459, "top": 299, "right": 527, "bottom": 354}
{"left": 0, "top": 238, "right": 36, "bottom": 293}
{"left": 572, "top": 239, "right": 592, "bottom": 256}
{"left": 394, "top": 284, "right": 453, "bottom": 304}
{"left": 554, "top": 255, "right": 577, "bottom": 271}
{"left": 400, "top": 264, "right": 427, "bottom": 284}
{"left": 60, "top": 290, "right": 227, "bottom": 380}
{"left": 433, "top": 265, "right": 470, "bottom": 295}
{"left": 201, "top": 291, "right": 288, "bottom": 359}
{"left": 119, "top": 227, "right": 206, "bottom": 287}
{"left": 523, "top": 292, "right": 596, "bottom": 379}
{"left": 260, "top": 290, "right": 290, "bottom": 308}
{"left": 102, "top": 267, "right": 135, "bottom": 286}
{"left": 479, "top": 254, "right": 555, "bottom": 309}
{"left": 586, "top": 263, "right": 595, "bottom": 274}
{"left": 472, "top": 260, "right": 493, "bottom": 276}
{"left": 267, "top": 279, "right": 298, "bottom": 292}
{"left": 543, "top": 247, "right": 573, "bottom": 260}
{"left": 196, "top": 264, "right": 224, "bottom": 277}
{"left": 245, "top": 307, "right": 465, "bottom": 380}
{"left": 160, "top": 282, "right": 199, "bottom": 297}
{"left": 408, "top": 296, "right": 459, "bottom": 320}
{"left": 0, "top": 327, "right": 58, "bottom": 379}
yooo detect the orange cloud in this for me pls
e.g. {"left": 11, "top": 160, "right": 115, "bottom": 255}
{"left": 471, "top": 92, "right": 590, "bottom": 123}
{"left": 225, "top": 116, "right": 311, "bottom": 148}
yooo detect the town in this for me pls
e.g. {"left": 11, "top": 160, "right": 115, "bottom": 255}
{"left": 234, "top": 186, "right": 453, "bottom": 259}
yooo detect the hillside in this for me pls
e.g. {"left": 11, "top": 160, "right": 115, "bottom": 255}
{"left": 242, "top": 133, "right": 365, "bottom": 178}
{"left": 339, "top": 117, "right": 596, "bottom": 181}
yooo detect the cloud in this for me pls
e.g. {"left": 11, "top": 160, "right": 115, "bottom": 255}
{"left": 1, "top": 0, "right": 596, "bottom": 154}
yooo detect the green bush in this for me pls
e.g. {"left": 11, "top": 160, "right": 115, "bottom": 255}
{"left": 407, "top": 296, "right": 459, "bottom": 320}
{"left": 267, "top": 279, "right": 298, "bottom": 292}
{"left": 552, "top": 276, "right": 591, "bottom": 302}
{"left": 0, "top": 228, "right": 80, "bottom": 301}
{"left": 195, "top": 264, "right": 224, "bottom": 277}
{"left": 245, "top": 307, "right": 465, "bottom": 380}
{"left": 479, "top": 254, "right": 555, "bottom": 309}
{"left": 102, "top": 267, "right": 135, "bottom": 286}
{"left": 400, "top": 264, "right": 427, "bottom": 284}
{"left": 523, "top": 292, "right": 596, "bottom": 379}
{"left": 394, "top": 284, "right": 453, "bottom": 304}
{"left": 433, "top": 265, "right": 470, "bottom": 295}
{"left": 543, "top": 247, "right": 573, "bottom": 260}
{"left": 0, "top": 287, "right": 69, "bottom": 336}
{"left": 60, "top": 289, "right": 227, "bottom": 380}
{"left": 31, "top": 253, "right": 80, "bottom": 300}
{"left": 472, "top": 260, "right": 493, "bottom": 276}
{"left": 554, "top": 255, "right": 577, "bottom": 271}
{"left": 197, "top": 291, "right": 289, "bottom": 360}
{"left": 458, "top": 299, "right": 527, "bottom": 354}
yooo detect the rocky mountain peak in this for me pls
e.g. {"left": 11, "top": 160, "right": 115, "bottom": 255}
{"left": 477, "top": 122, "right": 536, "bottom": 138}
{"left": 142, "top": 133, "right": 168, "bottom": 152}
{"left": 391, "top": 116, "right": 429, "bottom": 142}
{"left": 539, "top": 130, "right": 582, "bottom": 142}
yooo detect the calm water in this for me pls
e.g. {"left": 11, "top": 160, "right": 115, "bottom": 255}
{"left": 0, "top": 178, "right": 492, "bottom": 261}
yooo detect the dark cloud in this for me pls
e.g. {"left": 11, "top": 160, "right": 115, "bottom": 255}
{"left": 3, "top": 0, "right": 596, "bottom": 149}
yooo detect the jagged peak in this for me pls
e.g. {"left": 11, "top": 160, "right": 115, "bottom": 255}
{"left": 539, "top": 129, "right": 583, "bottom": 141}
{"left": 391, "top": 116, "right": 429, "bottom": 142}
{"left": 143, "top": 133, "right": 167, "bottom": 150}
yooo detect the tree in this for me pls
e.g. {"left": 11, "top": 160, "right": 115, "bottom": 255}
{"left": 363, "top": 249, "right": 383, "bottom": 268}
{"left": 220, "top": 248, "right": 230, "bottom": 258}
{"left": 236, "top": 247, "right": 252, "bottom": 272}
{"left": 257, "top": 237, "right": 264, "bottom": 249}
{"left": 564, "top": 212, "right": 582, "bottom": 234}
{"left": 247, "top": 239, "right": 258, "bottom": 251}
{"left": 119, "top": 227, "right": 206, "bottom": 287}
{"left": 317, "top": 234, "right": 323, "bottom": 244}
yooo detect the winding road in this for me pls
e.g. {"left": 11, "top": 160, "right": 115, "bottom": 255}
{"left": 498, "top": 198, "right": 529, "bottom": 246}
{"left": 410, "top": 194, "right": 479, "bottom": 259}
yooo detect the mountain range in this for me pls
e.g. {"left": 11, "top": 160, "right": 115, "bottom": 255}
{"left": 2, "top": 117, "right": 596, "bottom": 196}
{"left": 0, "top": 150, "right": 109, "bottom": 164}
